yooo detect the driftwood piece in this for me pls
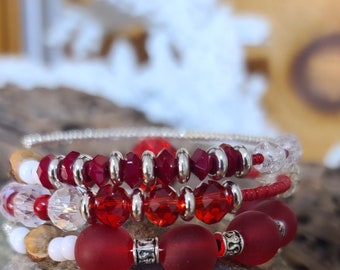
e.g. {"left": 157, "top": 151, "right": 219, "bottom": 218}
{"left": 0, "top": 86, "right": 339, "bottom": 269}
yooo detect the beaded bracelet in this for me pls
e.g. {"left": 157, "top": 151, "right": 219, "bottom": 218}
{"left": 3, "top": 198, "right": 298, "bottom": 269}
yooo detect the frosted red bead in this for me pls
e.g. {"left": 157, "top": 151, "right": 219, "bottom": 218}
{"left": 120, "top": 152, "right": 142, "bottom": 188}
{"left": 75, "top": 224, "right": 133, "bottom": 270}
{"left": 58, "top": 151, "right": 80, "bottom": 185}
{"left": 155, "top": 149, "right": 178, "bottom": 184}
{"left": 94, "top": 185, "right": 131, "bottom": 227}
{"left": 145, "top": 184, "right": 179, "bottom": 227}
{"left": 194, "top": 180, "right": 233, "bottom": 224}
{"left": 253, "top": 199, "right": 297, "bottom": 246}
{"left": 132, "top": 137, "right": 176, "bottom": 157}
{"left": 227, "top": 211, "right": 281, "bottom": 266}
{"left": 33, "top": 194, "right": 50, "bottom": 220}
{"left": 37, "top": 154, "right": 55, "bottom": 189}
{"left": 190, "top": 148, "right": 212, "bottom": 180}
{"left": 159, "top": 224, "right": 218, "bottom": 270}
{"left": 87, "top": 155, "right": 110, "bottom": 187}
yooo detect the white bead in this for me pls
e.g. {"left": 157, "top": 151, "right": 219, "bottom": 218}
{"left": 48, "top": 237, "right": 66, "bottom": 262}
{"left": 18, "top": 159, "right": 40, "bottom": 184}
{"left": 8, "top": 227, "right": 29, "bottom": 254}
{"left": 61, "top": 235, "right": 77, "bottom": 260}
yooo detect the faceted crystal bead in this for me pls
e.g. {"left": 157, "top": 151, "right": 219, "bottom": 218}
{"left": 48, "top": 185, "right": 86, "bottom": 231}
{"left": 145, "top": 184, "right": 179, "bottom": 227}
{"left": 87, "top": 155, "right": 110, "bottom": 187}
{"left": 11, "top": 184, "right": 50, "bottom": 227}
{"left": 253, "top": 141, "right": 286, "bottom": 173}
{"left": 120, "top": 152, "right": 142, "bottom": 188}
{"left": 0, "top": 182, "right": 23, "bottom": 221}
{"left": 194, "top": 180, "right": 233, "bottom": 224}
{"left": 155, "top": 149, "right": 178, "bottom": 184}
{"left": 190, "top": 148, "right": 212, "bottom": 180}
{"left": 94, "top": 184, "right": 131, "bottom": 227}
{"left": 275, "top": 135, "right": 302, "bottom": 168}
{"left": 58, "top": 151, "right": 80, "bottom": 185}
{"left": 37, "top": 154, "right": 55, "bottom": 189}
{"left": 220, "top": 144, "right": 242, "bottom": 177}
{"left": 132, "top": 137, "right": 176, "bottom": 157}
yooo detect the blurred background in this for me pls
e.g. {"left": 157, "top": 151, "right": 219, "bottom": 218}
{"left": 1, "top": 0, "right": 340, "bottom": 166}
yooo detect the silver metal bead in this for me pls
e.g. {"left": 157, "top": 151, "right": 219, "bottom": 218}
{"left": 48, "top": 155, "right": 64, "bottom": 188}
{"left": 207, "top": 147, "right": 228, "bottom": 180}
{"left": 73, "top": 154, "right": 92, "bottom": 187}
{"left": 80, "top": 192, "right": 91, "bottom": 222}
{"left": 109, "top": 151, "right": 123, "bottom": 185}
{"left": 132, "top": 237, "right": 159, "bottom": 264}
{"left": 176, "top": 148, "right": 190, "bottom": 183}
{"left": 234, "top": 145, "right": 252, "bottom": 177}
{"left": 215, "top": 230, "right": 244, "bottom": 256}
{"left": 131, "top": 188, "right": 144, "bottom": 222}
{"left": 223, "top": 180, "right": 243, "bottom": 212}
{"left": 142, "top": 150, "right": 155, "bottom": 185}
{"left": 179, "top": 186, "right": 195, "bottom": 221}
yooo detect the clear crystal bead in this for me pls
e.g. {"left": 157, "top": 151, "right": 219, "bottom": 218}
{"left": 13, "top": 185, "right": 50, "bottom": 227}
{"left": 0, "top": 182, "right": 22, "bottom": 222}
{"left": 275, "top": 135, "right": 302, "bottom": 168}
{"left": 253, "top": 141, "right": 286, "bottom": 173}
{"left": 48, "top": 185, "right": 86, "bottom": 231}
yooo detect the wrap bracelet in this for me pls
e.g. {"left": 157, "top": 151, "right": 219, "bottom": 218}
{"left": 3, "top": 198, "right": 298, "bottom": 268}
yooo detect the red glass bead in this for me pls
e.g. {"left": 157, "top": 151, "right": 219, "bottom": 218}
{"left": 132, "top": 137, "right": 176, "bottom": 157}
{"left": 194, "top": 180, "right": 233, "bottom": 224}
{"left": 33, "top": 194, "right": 50, "bottom": 220}
{"left": 58, "top": 151, "right": 80, "bottom": 185}
{"left": 75, "top": 224, "right": 133, "bottom": 270}
{"left": 120, "top": 152, "right": 142, "bottom": 188}
{"left": 87, "top": 155, "right": 110, "bottom": 187}
{"left": 5, "top": 192, "right": 17, "bottom": 216}
{"left": 37, "top": 154, "right": 55, "bottom": 189}
{"left": 94, "top": 185, "right": 131, "bottom": 227}
{"left": 253, "top": 199, "right": 297, "bottom": 246}
{"left": 227, "top": 211, "right": 281, "bottom": 266}
{"left": 220, "top": 144, "right": 242, "bottom": 177}
{"left": 82, "top": 161, "right": 95, "bottom": 188}
{"left": 252, "top": 153, "right": 264, "bottom": 165}
{"left": 155, "top": 149, "right": 178, "bottom": 184}
{"left": 190, "top": 148, "right": 212, "bottom": 180}
{"left": 159, "top": 224, "right": 218, "bottom": 270}
{"left": 145, "top": 184, "right": 179, "bottom": 227}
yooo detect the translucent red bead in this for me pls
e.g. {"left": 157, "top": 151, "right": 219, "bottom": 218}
{"left": 58, "top": 151, "right": 80, "bottom": 185}
{"left": 87, "top": 155, "right": 110, "bottom": 187}
{"left": 159, "top": 224, "right": 218, "bottom": 270}
{"left": 132, "top": 137, "right": 176, "bottom": 157}
{"left": 190, "top": 148, "right": 212, "bottom": 180}
{"left": 94, "top": 185, "right": 131, "bottom": 227}
{"left": 120, "top": 152, "right": 142, "bottom": 188}
{"left": 194, "top": 180, "right": 233, "bottom": 224}
{"left": 37, "top": 154, "right": 55, "bottom": 189}
{"left": 155, "top": 149, "right": 178, "bottom": 184}
{"left": 33, "top": 194, "right": 50, "bottom": 220}
{"left": 75, "top": 224, "right": 134, "bottom": 270}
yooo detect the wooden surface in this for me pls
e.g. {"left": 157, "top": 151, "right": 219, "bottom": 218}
{"left": 0, "top": 86, "right": 339, "bottom": 269}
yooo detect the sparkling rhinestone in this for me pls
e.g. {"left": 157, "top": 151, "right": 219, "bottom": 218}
{"left": 48, "top": 186, "right": 86, "bottom": 231}
{"left": 253, "top": 141, "right": 286, "bottom": 173}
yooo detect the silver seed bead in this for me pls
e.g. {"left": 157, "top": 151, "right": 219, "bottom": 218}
{"left": 179, "top": 186, "right": 195, "bottom": 221}
{"left": 223, "top": 180, "right": 243, "bottom": 212}
{"left": 234, "top": 145, "right": 252, "bottom": 177}
{"left": 207, "top": 147, "right": 228, "bottom": 180}
{"left": 132, "top": 237, "right": 159, "bottom": 264}
{"left": 131, "top": 188, "right": 144, "bottom": 222}
{"left": 109, "top": 151, "right": 123, "bottom": 185}
{"left": 48, "top": 155, "right": 64, "bottom": 188}
{"left": 176, "top": 148, "right": 190, "bottom": 183}
{"left": 142, "top": 150, "right": 155, "bottom": 185}
{"left": 73, "top": 154, "right": 92, "bottom": 188}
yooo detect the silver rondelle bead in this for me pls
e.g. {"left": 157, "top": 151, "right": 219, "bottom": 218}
{"left": 179, "top": 186, "right": 195, "bottom": 221}
{"left": 132, "top": 237, "right": 159, "bottom": 265}
{"left": 109, "top": 151, "right": 123, "bottom": 185}
{"left": 73, "top": 154, "right": 92, "bottom": 187}
{"left": 48, "top": 155, "right": 64, "bottom": 188}
{"left": 215, "top": 230, "right": 244, "bottom": 257}
{"left": 223, "top": 180, "right": 243, "bottom": 212}
{"left": 131, "top": 188, "right": 144, "bottom": 222}
{"left": 208, "top": 147, "right": 228, "bottom": 180}
{"left": 80, "top": 192, "right": 91, "bottom": 222}
{"left": 142, "top": 150, "right": 155, "bottom": 185}
{"left": 176, "top": 148, "right": 190, "bottom": 183}
{"left": 234, "top": 146, "right": 252, "bottom": 177}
